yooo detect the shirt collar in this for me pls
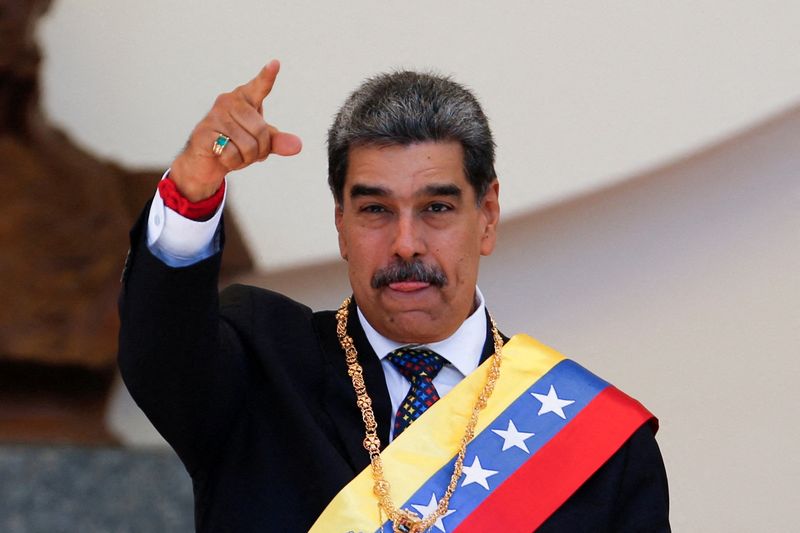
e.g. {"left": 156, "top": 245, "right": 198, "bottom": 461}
{"left": 356, "top": 287, "right": 487, "bottom": 378}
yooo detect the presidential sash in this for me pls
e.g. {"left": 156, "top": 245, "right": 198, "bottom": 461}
{"left": 311, "top": 334, "right": 656, "bottom": 533}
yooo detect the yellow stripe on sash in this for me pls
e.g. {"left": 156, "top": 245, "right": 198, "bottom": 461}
{"left": 310, "top": 334, "right": 565, "bottom": 533}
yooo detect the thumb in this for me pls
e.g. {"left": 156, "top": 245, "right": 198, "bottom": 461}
{"left": 269, "top": 129, "right": 303, "bottom": 157}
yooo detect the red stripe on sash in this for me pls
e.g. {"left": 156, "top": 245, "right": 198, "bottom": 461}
{"left": 455, "top": 386, "right": 654, "bottom": 532}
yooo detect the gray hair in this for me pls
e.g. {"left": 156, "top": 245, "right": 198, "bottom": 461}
{"left": 327, "top": 70, "right": 496, "bottom": 204}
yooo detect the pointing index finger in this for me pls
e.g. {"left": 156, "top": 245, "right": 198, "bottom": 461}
{"left": 240, "top": 59, "right": 280, "bottom": 108}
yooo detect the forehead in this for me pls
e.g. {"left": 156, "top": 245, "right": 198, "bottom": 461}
{"left": 343, "top": 141, "right": 470, "bottom": 197}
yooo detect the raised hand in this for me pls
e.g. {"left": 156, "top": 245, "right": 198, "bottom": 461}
{"left": 169, "top": 60, "right": 302, "bottom": 202}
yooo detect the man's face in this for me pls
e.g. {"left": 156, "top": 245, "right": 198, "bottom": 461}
{"left": 335, "top": 141, "right": 500, "bottom": 344}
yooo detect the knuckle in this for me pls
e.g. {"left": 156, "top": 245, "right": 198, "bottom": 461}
{"left": 253, "top": 120, "right": 269, "bottom": 138}
{"left": 231, "top": 97, "right": 252, "bottom": 115}
{"left": 260, "top": 134, "right": 272, "bottom": 157}
{"left": 221, "top": 147, "right": 243, "bottom": 169}
{"left": 213, "top": 92, "right": 235, "bottom": 109}
{"left": 240, "top": 136, "right": 259, "bottom": 161}
{"left": 255, "top": 127, "right": 271, "bottom": 153}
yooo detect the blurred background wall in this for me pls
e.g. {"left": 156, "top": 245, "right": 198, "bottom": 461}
{"left": 1, "top": 1, "right": 798, "bottom": 531}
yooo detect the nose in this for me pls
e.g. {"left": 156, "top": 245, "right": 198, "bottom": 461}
{"left": 391, "top": 213, "right": 426, "bottom": 261}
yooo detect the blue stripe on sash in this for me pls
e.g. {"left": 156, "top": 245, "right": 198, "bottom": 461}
{"left": 378, "top": 359, "right": 609, "bottom": 533}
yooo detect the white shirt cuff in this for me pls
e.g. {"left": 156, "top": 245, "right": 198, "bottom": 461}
{"left": 146, "top": 170, "right": 226, "bottom": 267}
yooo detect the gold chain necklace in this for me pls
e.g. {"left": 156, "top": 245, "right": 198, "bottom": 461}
{"left": 335, "top": 297, "right": 504, "bottom": 533}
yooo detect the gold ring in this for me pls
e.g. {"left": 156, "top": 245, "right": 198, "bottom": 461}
{"left": 212, "top": 133, "right": 230, "bottom": 156}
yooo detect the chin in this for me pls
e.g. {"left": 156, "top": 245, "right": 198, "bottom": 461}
{"left": 383, "top": 314, "right": 454, "bottom": 344}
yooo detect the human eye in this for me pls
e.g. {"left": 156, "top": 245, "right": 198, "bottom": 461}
{"left": 360, "top": 203, "right": 388, "bottom": 214}
{"left": 425, "top": 202, "right": 453, "bottom": 213}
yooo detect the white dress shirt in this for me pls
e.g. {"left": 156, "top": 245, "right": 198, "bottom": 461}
{"left": 146, "top": 176, "right": 488, "bottom": 440}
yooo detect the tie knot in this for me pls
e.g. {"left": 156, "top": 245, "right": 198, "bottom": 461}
{"left": 386, "top": 347, "right": 446, "bottom": 383}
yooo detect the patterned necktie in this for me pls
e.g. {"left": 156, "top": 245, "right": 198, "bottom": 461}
{"left": 387, "top": 347, "right": 447, "bottom": 439}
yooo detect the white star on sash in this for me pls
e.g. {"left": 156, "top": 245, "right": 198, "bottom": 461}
{"left": 491, "top": 419, "right": 535, "bottom": 453}
{"left": 461, "top": 456, "right": 499, "bottom": 490}
{"left": 411, "top": 493, "right": 456, "bottom": 532}
{"left": 531, "top": 384, "right": 575, "bottom": 419}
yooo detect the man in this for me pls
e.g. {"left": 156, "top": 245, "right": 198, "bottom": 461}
{"left": 118, "top": 61, "right": 669, "bottom": 532}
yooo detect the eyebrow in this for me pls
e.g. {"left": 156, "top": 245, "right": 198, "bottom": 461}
{"left": 422, "top": 184, "right": 462, "bottom": 198}
{"left": 349, "top": 183, "right": 463, "bottom": 199}
{"left": 350, "top": 184, "right": 389, "bottom": 198}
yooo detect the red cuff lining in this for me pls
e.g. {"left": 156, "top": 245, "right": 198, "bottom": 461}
{"left": 158, "top": 177, "right": 225, "bottom": 221}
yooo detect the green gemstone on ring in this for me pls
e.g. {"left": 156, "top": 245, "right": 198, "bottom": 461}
{"left": 215, "top": 135, "right": 230, "bottom": 147}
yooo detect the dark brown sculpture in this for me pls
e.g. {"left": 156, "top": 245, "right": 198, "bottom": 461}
{"left": 0, "top": 0, "right": 252, "bottom": 442}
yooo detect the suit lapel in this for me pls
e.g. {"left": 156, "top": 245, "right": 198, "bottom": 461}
{"left": 314, "top": 299, "right": 392, "bottom": 473}
{"left": 479, "top": 307, "right": 509, "bottom": 364}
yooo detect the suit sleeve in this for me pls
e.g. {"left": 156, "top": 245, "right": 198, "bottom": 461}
{"left": 118, "top": 202, "right": 250, "bottom": 475}
{"left": 610, "top": 423, "right": 671, "bottom": 532}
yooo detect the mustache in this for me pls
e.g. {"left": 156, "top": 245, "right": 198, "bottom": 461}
{"left": 371, "top": 260, "right": 448, "bottom": 289}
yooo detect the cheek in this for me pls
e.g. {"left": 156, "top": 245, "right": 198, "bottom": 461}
{"left": 347, "top": 247, "right": 379, "bottom": 284}
{"left": 348, "top": 262, "right": 371, "bottom": 294}
{"left": 434, "top": 235, "right": 479, "bottom": 273}
{"left": 451, "top": 240, "right": 482, "bottom": 281}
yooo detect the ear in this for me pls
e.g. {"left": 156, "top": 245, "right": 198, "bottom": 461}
{"left": 335, "top": 203, "right": 348, "bottom": 260}
{"left": 479, "top": 180, "right": 500, "bottom": 256}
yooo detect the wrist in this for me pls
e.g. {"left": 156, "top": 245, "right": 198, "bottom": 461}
{"left": 170, "top": 156, "right": 225, "bottom": 202}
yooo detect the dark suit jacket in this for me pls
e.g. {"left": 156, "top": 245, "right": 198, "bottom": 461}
{"left": 118, "top": 209, "right": 670, "bottom": 532}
